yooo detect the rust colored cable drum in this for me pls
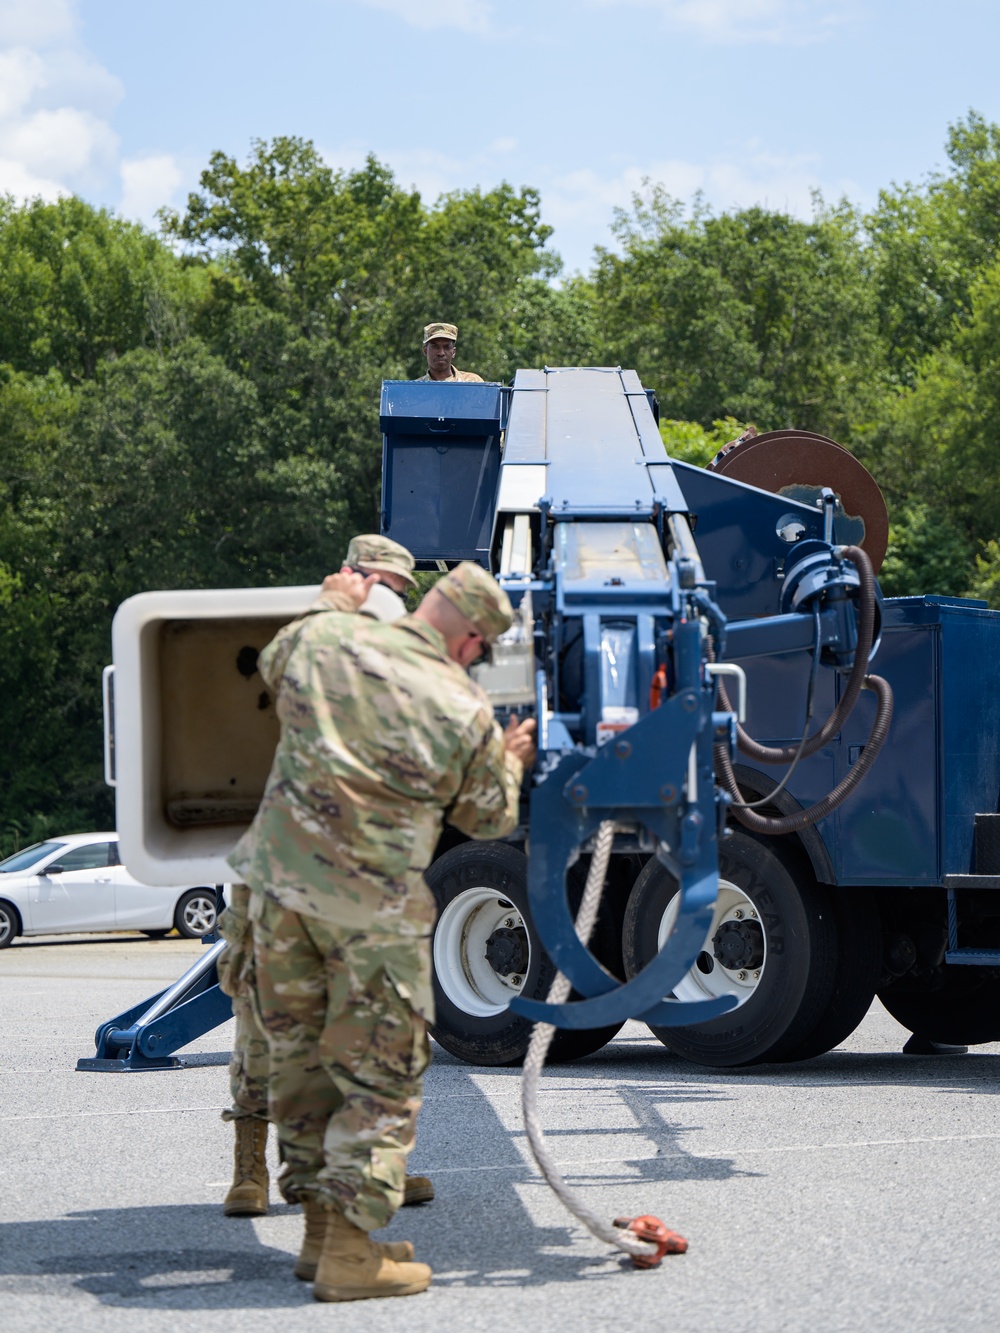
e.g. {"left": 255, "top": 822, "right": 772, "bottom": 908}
{"left": 707, "top": 430, "right": 889, "bottom": 574}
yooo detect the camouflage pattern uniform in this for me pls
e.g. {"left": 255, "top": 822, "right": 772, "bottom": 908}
{"left": 218, "top": 535, "right": 417, "bottom": 1129}
{"left": 228, "top": 563, "right": 520, "bottom": 1231}
{"left": 342, "top": 533, "right": 419, "bottom": 590}
{"left": 218, "top": 880, "right": 269, "bottom": 1122}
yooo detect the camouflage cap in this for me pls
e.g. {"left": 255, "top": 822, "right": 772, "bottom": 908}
{"left": 436, "top": 561, "right": 512, "bottom": 662}
{"left": 345, "top": 533, "right": 417, "bottom": 588}
{"left": 423, "top": 321, "right": 458, "bottom": 344}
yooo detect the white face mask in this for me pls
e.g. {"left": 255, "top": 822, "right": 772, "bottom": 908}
{"left": 360, "top": 581, "right": 407, "bottom": 623}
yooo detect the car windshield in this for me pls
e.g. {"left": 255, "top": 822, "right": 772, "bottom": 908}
{"left": 0, "top": 841, "right": 66, "bottom": 873}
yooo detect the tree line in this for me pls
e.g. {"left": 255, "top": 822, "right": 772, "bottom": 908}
{"left": 2, "top": 115, "right": 999, "bottom": 850}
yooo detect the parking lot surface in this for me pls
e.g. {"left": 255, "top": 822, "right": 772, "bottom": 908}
{"left": 2, "top": 933, "right": 999, "bottom": 1332}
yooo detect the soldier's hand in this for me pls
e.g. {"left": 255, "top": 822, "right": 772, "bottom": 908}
{"left": 321, "top": 568, "right": 378, "bottom": 609}
{"left": 503, "top": 714, "right": 537, "bottom": 768}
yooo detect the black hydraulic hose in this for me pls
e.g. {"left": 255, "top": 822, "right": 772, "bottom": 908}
{"left": 732, "top": 604, "right": 822, "bottom": 811}
{"left": 719, "top": 544, "right": 877, "bottom": 766}
{"left": 715, "top": 673, "right": 893, "bottom": 835}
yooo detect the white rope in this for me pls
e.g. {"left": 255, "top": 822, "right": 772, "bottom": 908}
{"left": 520, "top": 820, "right": 658, "bottom": 1260}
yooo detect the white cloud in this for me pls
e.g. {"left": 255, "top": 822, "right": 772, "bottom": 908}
{"left": 546, "top": 150, "right": 833, "bottom": 230}
{"left": 31, "top": 46, "right": 124, "bottom": 117}
{"left": 4, "top": 106, "right": 117, "bottom": 178}
{"left": 586, "top": 0, "right": 853, "bottom": 45}
{"left": 354, "top": 0, "right": 495, "bottom": 34}
{"left": 0, "top": 155, "right": 65, "bottom": 201}
{"left": 549, "top": 152, "right": 853, "bottom": 233}
{"left": 120, "top": 153, "right": 184, "bottom": 226}
{"left": 0, "top": 0, "right": 76, "bottom": 46}
{"left": 0, "top": 0, "right": 123, "bottom": 200}
{"left": 0, "top": 48, "right": 46, "bottom": 118}
{"left": 531, "top": 148, "right": 864, "bottom": 271}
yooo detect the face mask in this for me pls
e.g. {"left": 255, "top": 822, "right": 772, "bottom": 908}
{"left": 360, "top": 581, "right": 407, "bottom": 623}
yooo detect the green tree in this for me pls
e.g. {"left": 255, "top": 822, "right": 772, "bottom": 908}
{"left": 8, "top": 115, "right": 1000, "bottom": 851}
{"left": 165, "top": 140, "right": 572, "bottom": 531}
{"left": 63, "top": 339, "right": 353, "bottom": 599}
{"left": 658, "top": 416, "right": 750, "bottom": 467}
{"left": 877, "top": 501, "right": 975, "bottom": 598}
{"left": 593, "top": 187, "right": 881, "bottom": 439}
{"left": 866, "top": 110, "right": 1000, "bottom": 388}
{"left": 863, "top": 253, "right": 1000, "bottom": 601}
{"left": 0, "top": 365, "right": 92, "bottom": 848}
{"left": 0, "top": 195, "right": 206, "bottom": 382}
{"left": 966, "top": 540, "right": 1000, "bottom": 608}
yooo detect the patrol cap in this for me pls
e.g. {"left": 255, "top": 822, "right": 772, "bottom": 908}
{"left": 423, "top": 321, "right": 458, "bottom": 344}
{"left": 345, "top": 533, "right": 417, "bottom": 588}
{"left": 436, "top": 561, "right": 512, "bottom": 662}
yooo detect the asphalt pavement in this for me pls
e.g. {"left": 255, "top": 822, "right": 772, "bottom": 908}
{"left": 2, "top": 932, "right": 999, "bottom": 1332}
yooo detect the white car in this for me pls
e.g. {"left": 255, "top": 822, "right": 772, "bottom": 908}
{"left": 0, "top": 832, "right": 221, "bottom": 948}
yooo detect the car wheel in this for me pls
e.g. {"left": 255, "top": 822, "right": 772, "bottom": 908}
{"left": 622, "top": 828, "right": 839, "bottom": 1067}
{"left": 174, "top": 889, "right": 218, "bottom": 939}
{"left": 427, "top": 842, "right": 624, "bottom": 1066}
{"left": 0, "top": 900, "right": 21, "bottom": 949}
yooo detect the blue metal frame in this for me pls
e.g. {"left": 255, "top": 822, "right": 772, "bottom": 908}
{"left": 87, "top": 367, "right": 1000, "bottom": 1071}
{"left": 76, "top": 940, "right": 233, "bottom": 1072}
{"left": 483, "top": 369, "right": 889, "bottom": 1028}
{"left": 380, "top": 380, "right": 504, "bottom": 567}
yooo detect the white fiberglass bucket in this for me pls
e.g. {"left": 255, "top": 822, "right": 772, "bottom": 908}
{"left": 110, "top": 585, "right": 318, "bottom": 885}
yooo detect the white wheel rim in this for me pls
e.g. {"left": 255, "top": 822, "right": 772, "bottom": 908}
{"left": 657, "top": 877, "right": 766, "bottom": 1006}
{"left": 433, "top": 888, "right": 530, "bottom": 1017}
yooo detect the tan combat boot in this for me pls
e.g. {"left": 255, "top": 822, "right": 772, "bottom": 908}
{"left": 294, "top": 1199, "right": 415, "bottom": 1281}
{"left": 222, "top": 1117, "right": 269, "bottom": 1217}
{"left": 403, "top": 1174, "right": 435, "bottom": 1205}
{"left": 313, "top": 1209, "right": 431, "bottom": 1303}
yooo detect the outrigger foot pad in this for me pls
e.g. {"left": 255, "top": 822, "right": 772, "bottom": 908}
{"left": 901, "top": 1034, "right": 968, "bottom": 1055}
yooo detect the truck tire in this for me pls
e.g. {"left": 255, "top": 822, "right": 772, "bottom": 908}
{"left": 778, "top": 888, "right": 882, "bottom": 1062}
{"left": 878, "top": 970, "right": 1000, "bottom": 1046}
{"left": 621, "top": 829, "right": 838, "bottom": 1067}
{"left": 426, "top": 842, "right": 624, "bottom": 1066}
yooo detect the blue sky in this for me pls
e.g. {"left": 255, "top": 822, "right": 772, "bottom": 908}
{"left": 2, "top": 0, "right": 999, "bottom": 274}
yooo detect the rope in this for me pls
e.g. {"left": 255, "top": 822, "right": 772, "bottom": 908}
{"left": 520, "top": 820, "right": 659, "bottom": 1261}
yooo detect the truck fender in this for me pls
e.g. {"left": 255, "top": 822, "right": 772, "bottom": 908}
{"left": 730, "top": 763, "right": 836, "bottom": 886}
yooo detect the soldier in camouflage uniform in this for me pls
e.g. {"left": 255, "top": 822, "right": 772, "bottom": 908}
{"left": 228, "top": 561, "right": 536, "bottom": 1302}
{"left": 415, "top": 320, "right": 485, "bottom": 382}
{"left": 218, "top": 535, "right": 425, "bottom": 1220}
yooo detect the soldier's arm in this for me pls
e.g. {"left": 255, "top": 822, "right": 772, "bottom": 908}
{"left": 258, "top": 573, "right": 375, "bottom": 690}
{"left": 445, "top": 716, "right": 535, "bottom": 840}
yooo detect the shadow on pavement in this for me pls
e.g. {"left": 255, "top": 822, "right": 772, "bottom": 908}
{"left": 17, "top": 1022, "right": 991, "bottom": 1307}
{"left": 0, "top": 1205, "right": 309, "bottom": 1309}
{"left": 0, "top": 1051, "right": 747, "bottom": 1305}
{"left": 545, "top": 1034, "right": 1000, "bottom": 1095}
{"left": 0, "top": 1200, "right": 676, "bottom": 1306}
{"left": 401, "top": 1052, "right": 749, "bottom": 1288}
